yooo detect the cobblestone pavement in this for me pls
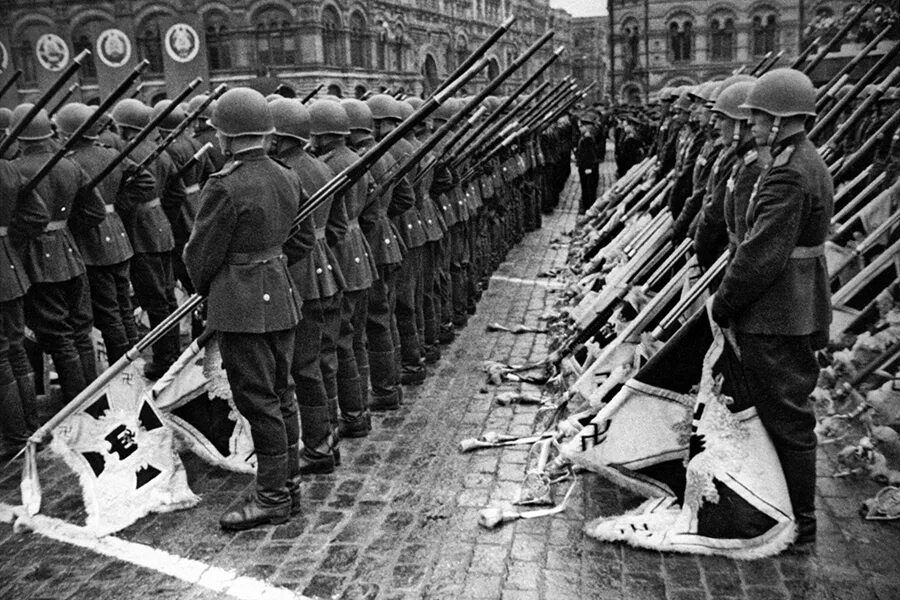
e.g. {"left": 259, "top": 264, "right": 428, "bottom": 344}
{"left": 1, "top": 164, "right": 899, "bottom": 600}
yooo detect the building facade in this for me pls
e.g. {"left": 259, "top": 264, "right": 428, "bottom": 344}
{"left": 607, "top": 0, "right": 898, "bottom": 103}
{"left": 571, "top": 15, "right": 608, "bottom": 105}
{"left": 0, "top": 0, "right": 573, "bottom": 108}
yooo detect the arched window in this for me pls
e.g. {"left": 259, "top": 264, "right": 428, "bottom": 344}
{"left": 349, "top": 11, "right": 367, "bottom": 68}
{"left": 456, "top": 35, "right": 468, "bottom": 70}
{"left": 487, "top": 57, "right": 500, "bottom": 81}
{"left": 322, "top": 5, "right": 343, "bottom": 67}
{"left": 71, "top": 24, "right": 98, "bottom": 81}
{"left": 752, "top": 13, "right": 778, "bottom": 56}
{"left": 445, "top": 40, "right": 456, "bottom": 72}
{"left": 205, "top": 12, "right": 232, "bottom": 71}
{"left": 423, "top": 54, "right": 439, "bottom": 95}
{"left": 710, "top": 16, "right": 735, "bottom": 61}
{"left": 376, "top": 25, "right": 388, "bottom": 70}
{"left": 14, "top": 33, "right": 38, "bottom": 86}
{"left": 254, "top": 7, "right": 296, "bottom": 68}
{"left": 668, "top": 19, "right": 693, "bottom": 63}
{"left": 137, "top": 16, "right": 165, "bottom": 75}
{"left": 393, "top": 26, "right": 404, "bottom": 72}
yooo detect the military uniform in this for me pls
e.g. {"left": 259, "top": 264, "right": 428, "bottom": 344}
{"left": 13, "top": 134, "right": 106, "bottom": 402}
{"left": 0, "top": 159, "right": 49, "bottom": 457}
{"left": 575, "top": 127, "right": 600, "bottom": 214}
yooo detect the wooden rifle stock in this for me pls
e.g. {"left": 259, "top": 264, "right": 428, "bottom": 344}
{"left": 835, "top": 108, "right": 900, "bottom": 181}
{"left": 817, "top": 25, "right": 891, "bottom": 102}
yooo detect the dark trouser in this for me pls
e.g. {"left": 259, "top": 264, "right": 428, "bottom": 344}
{"left": 131, "top": 252, "right": 179, "bottom": 369}
{"left": 450, "top": 222, "right": 469, "bottom": 325}
{"left": 396, "top": 245, "right": 424, "bottom": 367}
{"left": 719, "top": 331, "right": 821, "bottom": 536}
{"left": 578, "top": 165, "right": 600, "bottom": 215}
{"left": 336, "top": 289, "right": 368, "bottom": 418}
{"left": 319, "top": 291, "right": 343, "bottom": 415}
{"left": 0, "top": 298, "right": 31, "bottom": 384}
{"left": 367, "top": 265, "right": 400, "bottom": 403}
{"left": 0, "top": 297, "right": 35, "bottom": 446}
{"left": 292, "top": 298, "right": 328, "bottom": 409}
{"left": 421, "top": 241, "right": 441, "bottom": 349}
{"left": 86, "top": 261, "right": 136, "bottom": 363}
{"left": 219, "top": 328, "right": 297, "bottom": 458}
{"left": 437, "top": 236, "right": 453, "bottom": 328}
{"left": 25, "top": 275, "right": 94, "bottom": 402}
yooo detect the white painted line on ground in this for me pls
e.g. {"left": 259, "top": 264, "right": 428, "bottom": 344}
{"left": 490, "top": 274, "right": 564, "bottom": 289}
{"left": 0, "top": 502, "right": 312, "bottom": 600}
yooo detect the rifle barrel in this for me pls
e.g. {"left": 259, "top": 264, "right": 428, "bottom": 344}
{"left": 801, "top": 0, "right": 877, "bottom": 74}
{"left": 817, "top": 25, "right": 891, "bottom": 101}
{"left": 432, "top": 15, "right": 515, "bottom": 99}
{"left": 0, "top": 70, "right": 23, "bottom": 100}
{"left": 48, "top": 83, "right": 80, "bottom": 118}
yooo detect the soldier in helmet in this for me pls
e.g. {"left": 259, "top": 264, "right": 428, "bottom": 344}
{"left": 110, "top": 98, "right": 181, "bottom": 380}
{"left": 187, "top": 94, "right": 227, "bottom": 171}
{"left": 269, "top": 97, "right": 347, "bottom": 475}
{"left": 0, "top": 107, "right": 17, "bottom": 158}
{"left": 368, "top": 94, "right": 429, "bottom": 385}
{"left": 308, "top": 100, "right": 377, "bottom": 446}
{"left": 184, "top": 87, "right": 314, "bottom": 530}
{"left": 54, "top": 103, "right": 155, "bottom": 362}
{"left": 343, "top": 98, "right": 405, "bottom": 412}
{"left": 711, "top": 68, "right": 833, "bottom": 546}
{"left": 0, "top": 156, "right": 49, "bottom": 459}
{"left": 10, "top": 104, "right": 107, "bottom": 403}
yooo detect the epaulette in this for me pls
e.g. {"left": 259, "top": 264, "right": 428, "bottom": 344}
{"left": 771, "top": 145, "right": 794, "bottom": 168}
{"left": 210, "top": 160, "right": 242, "bottom": 178}
{"left": 744, "top": 149, "right": 758, "bottom": 165}
{"left": 270, "top": 156, "right": 292, "bottom": 170}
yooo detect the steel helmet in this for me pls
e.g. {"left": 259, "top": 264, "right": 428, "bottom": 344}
{"left": 269, "top": 98, "right": 311, "bottom": 141}
{"left": 54, "top": 102, "right": 99, "bottom": 137}
{"left": 187, "top": 94, "right": 213, "bottom": 120}
{"left": 0, "top": 107, "right": 12, "bottom": 131}
{"left": 341, "top": 98, "right": 374, "bottom": 133}
{"left": 672, "top": 90, "right": 693, "bottom": 112}
{"left": 152, "top": 100, "right": 187, "bottom": 131}
{"left": 431, "top": 98, "right": 458, "bottom": 123}
{"left": 712, "top": 81, "right": 756, "bottom": 121}
{"left": 740, "top": 68, "right": 816, "bottom": 118}
{"left": 308, "top": 99, "right": 350, "bottom": 136}
{"left": 211, "top": 87, "right": 275, "bottom": 136}
{"left": 397, "top": 99, "right": 414, "bottom": 121}
{"left": 10, "top": 103, "right": 54, "bottom": 140}
{"left": 112, "top": 98, "right": 152, "bottom": 131}
{"left": 658, "top": 87, "right": 675, "bottom": 102}
{"left": 406, "top": 97, "right": 424, "bottom": 111}
{"left": 366, "top": 94, "right": 403, "bottom": 121}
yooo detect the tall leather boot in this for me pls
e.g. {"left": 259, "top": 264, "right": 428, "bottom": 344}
{"left": 52, "top": 354, "right": 87, "bottom": 403}
{"left": 778, "top": 446, "right": 818, "bottom": 545}
{"left": 286, "top": 444, "right": 302, "bottom": 516}
{"left": 337, "top": 372, "right": 370, "bottom": 439}
{"left": 16, "top": 373, "right": 40, "bottom": 432}
{"left": 0, "top": 382, "right": 29, "bottom": 460}
{"left": 298, "top": 403, "right": 337, "bottom": 475}
{"left": 368, "top": 350, "right": 400, "bottom": 411}
{"left": 400, "top": 336, "right": 426, "bottom": 386}
{"left": 220, "top": 451, "right": 291, "bottom": 531}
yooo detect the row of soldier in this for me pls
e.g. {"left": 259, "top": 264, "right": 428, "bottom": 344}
{"left": 0, "top": 66, "right": 580, "bottom": 528}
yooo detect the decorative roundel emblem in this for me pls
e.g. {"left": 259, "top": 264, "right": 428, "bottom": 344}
{"left": 0, "top": 42, "right": 9, "bottom": 71}
{"left": 164, "top": 23, "right": 199, "bottom": 63}
{"left": 96, "top": 29, "right": 132, "bottom": 68}
{"left": 36, "top": 33, "right": 70, "bottom": 72}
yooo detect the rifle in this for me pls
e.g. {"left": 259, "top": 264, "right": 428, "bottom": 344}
{"left": 799, "top": 0, "right": 877, "bottom": 74}
{"left": 370, "top": 32, "right": 557, "bottom": 196}
{"left": 835, "top": 106, "right": 900, "bottom": 181}
{"left": 85, "top": 78, "right": 202, "bottom": 192}
{"left": 808, "top": 41, "right": 900, "bottom": 141}
{"left": 174, "top": 141, "right": 214, "bottom": 181}
{"left": 124, "top": 84, "right": 227, "bottom": 185}
{"left": 0, "top": 49, "right": 90, "bottom": 157}
{"left": 817, "top": 25, "right": 892, "bottom": 103}
{"left": 448, "top": 43, "right": 563, "bottom": 166}
{"left": 434, "top": 15, "right": 515, "bottom": 98}
{"left": 818, "top": 67, "right": 900, "bottom": 162}
{"left": 0, "top": 69, "right": 22, "bottom": 101}
{"left": 301, "top": 83, "right": 323, "bottom": 104}
{"left": 748, "top": 51, "right": 774, "bottom": 76}
{"left": 47, "top": 83, "right": 80, "bottom": 118}
{"left": 815, "top": 73, "right": 849, "bottom": 113}
{"left": 757, "top": 50, "right": 785, "bottom": 75}
{"left": 790, "top": 37, "right": 821, "bottom": 71}
{"left": 20, "top": 60, "right": 149, "bottom": 197}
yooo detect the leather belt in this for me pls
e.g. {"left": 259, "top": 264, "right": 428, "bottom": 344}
{"left": 0, "top": 226, "right": 8, "bottom": 237}
{"left": 790, "top": 244, "right": 825, "bottom": 259}
{"left": 347, "top": 219, "right": 361, "bottom": 231}
{"left": 315, "top": 227, "right": 327, "bottom": 241}
{"left": 185, "top": 183, "right": 201, "bottom": 195}
{"left": 226, "top": 246, "right": 284, "bottom": 265}
{"left": 44, "top": 220, "right": 67, "bottom": 232}
{"left": 142, "top": 198, "right": 162, "bottom": 208}
{"left": 105, "top": 204, "right": 116, "bottom": 213}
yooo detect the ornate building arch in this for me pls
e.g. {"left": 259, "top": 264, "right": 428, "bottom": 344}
{"left": 348, "top": 9, "right": 369, "bottom": 69}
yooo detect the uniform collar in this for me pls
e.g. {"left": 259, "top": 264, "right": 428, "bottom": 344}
{"left": 772, "top": 131, "right": 805, "bottom": 156}
{"left": 20, "top": 140, "right": 56, "bottom": 155}
{"left": 233, "top": 146, "right": 267, "bottom": 160}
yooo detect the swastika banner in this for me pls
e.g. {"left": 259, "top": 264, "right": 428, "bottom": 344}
{"left": 50, "top": 362, "right": 199, "bottom": 536}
